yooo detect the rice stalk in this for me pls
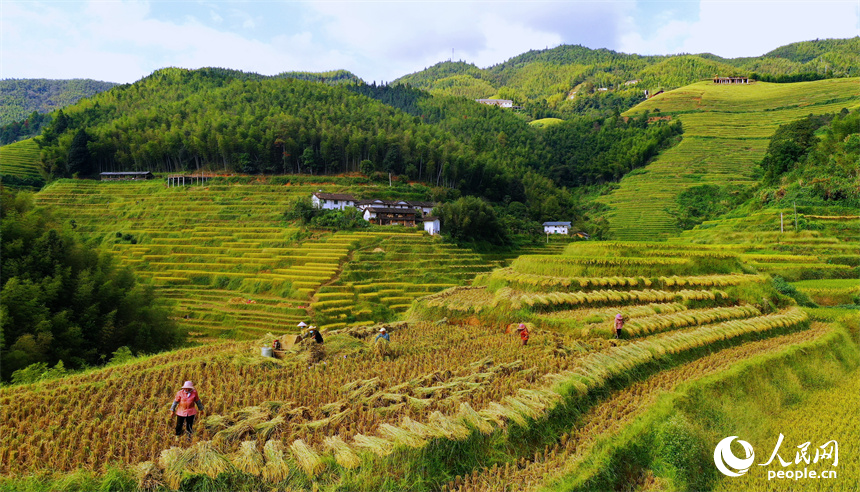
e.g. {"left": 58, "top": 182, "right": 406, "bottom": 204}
{"left": 200, "top": 414, "right": 231, "bottom": 433}
{"left": 187, "top": 440, "right": 232, "bottom": 479}
{"left": 289, "top": 439, "right": 324, "bottom": 476}
{"left": 352, "top": 434, "right": 395, "bottom": 456}
{"left": 231, "top": 441, "right": 264, "bottom": 476}
{"left": 134, "top": 461, "right": 164, "bottom": 491}
{"left": 457, "top": 402, "right": 494, "bottom": 435}
{"left": 262, "top": 439, "right": 291, "bottom": 483}
{"left": 428, "top": 411, "right": 470, "bottom": 440}
{"left": 378, "top": 423, "right": 426, "bottom": 448}
{"left": 158, "top": 447, "right": 191, "bottom": 490}
{"left": 253, "top": 415, "right": 286, "bottom": 441}
{"left": 323, "top": 435, "right": 361, "bottom": 469}
{"left": 400, "top": 417, "right": 446, "bottom": 438}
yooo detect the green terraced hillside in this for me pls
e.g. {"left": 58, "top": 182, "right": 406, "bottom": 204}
{"left": 600, "top": 78, "right": 860, "bottom": 240}
{"left": 0, "top": 138, "right": 41, "bottom": 179}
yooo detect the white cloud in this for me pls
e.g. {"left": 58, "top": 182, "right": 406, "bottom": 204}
{"left": 1, "top": 0, "right": 857, "bottom": 83}
{"left": 620, "top": 0, "right": 860, "bottom": 58}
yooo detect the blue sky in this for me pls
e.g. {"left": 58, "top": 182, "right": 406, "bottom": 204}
{"left": 2, "top": 1, "right": 858, "bottom": 84}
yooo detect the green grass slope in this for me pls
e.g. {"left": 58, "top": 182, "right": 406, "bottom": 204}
{"left": 598, "top": 78, "right": 860, "bottom": 240}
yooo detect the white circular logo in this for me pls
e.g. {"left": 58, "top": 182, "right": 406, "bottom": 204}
{"left": 714, "top": 436, "right": 755, "bottom": 477}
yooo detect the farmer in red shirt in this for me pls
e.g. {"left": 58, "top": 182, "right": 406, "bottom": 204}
{"left": 170, "top": 381, "right": 204, "bottom": 441}
{"left": 517, "top": 323, "right": 530, "bottom": 346}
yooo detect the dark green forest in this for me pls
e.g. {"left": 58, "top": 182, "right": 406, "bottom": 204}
{"left": 0, "top": 191, "right": 184, "bottom": 381}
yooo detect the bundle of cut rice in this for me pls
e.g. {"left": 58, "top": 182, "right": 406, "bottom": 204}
{"left": 289, "top": 439, "right": 324, "bottom": 476}
{"left": 378, "top": 423, "right": 426, "bottom": 448}
{"left": 262, "top": 439, "right": 291, "bottom": 483}
{"left": 324, "top": 435, "right": 361, "bottom": 469}
{"left": 352, "top": 434, "right": 395, "bottom": 456}
{"left": 186, "top": 440, "right": 232, "bottom": 479}
{"left": 253, "top": 415, "right": 286, "bottom": 440}
{"left": 428, "top": 411, "right": 470, "bottom": 440}
{"left": 135, "top": 461, "right": 164, "bottom": 491}
{"left": 231, "top": 441, "right": 264, "bottom": 476}
{"left": 158, "top": 447, "right": 191, "bottom": 490}
{"left": 457, "top": 402, "right": 494, "bottom": 435}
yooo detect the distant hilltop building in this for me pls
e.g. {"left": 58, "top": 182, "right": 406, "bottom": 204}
{"left": 476, "top": 99, "right": 513, "bottom": 108}
{"left": 713, "top": 76, "right": 751, "bottom": 84}
{"left": 475, "top": 99, "right": 523, "bottom": 110}
{"left": 543, "top": 221, "right": 571, "bottom": 235}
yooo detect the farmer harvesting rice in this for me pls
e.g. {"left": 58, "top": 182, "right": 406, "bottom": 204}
{"left": 308, "top": 327, "right": 324, "bottom": 344}
{"left": 170, "top": 381, "right": 204, "bottom": 441}
{"left": 516, "top": 323, "right": 530, "bottom": 346}
{"left": 615, "top": 313, "right": 625, "bottom": 339}
{"left": 375, "top": 327, "right": 390, "bottom": 342}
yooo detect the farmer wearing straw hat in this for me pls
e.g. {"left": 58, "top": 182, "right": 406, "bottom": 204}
{"left": 375, "top": 327, "right": 390, "bottom": 343}
{"left": 516, "top": 323, "right": 530, "bottom": 346}
{"left": 615, "top": 313, "right": 625, "bottom": 339}
{"left": 170, "top": 381, "right": 204, "bottom": 441}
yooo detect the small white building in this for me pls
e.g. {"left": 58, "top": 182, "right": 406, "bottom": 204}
{"left": 312, "top": 192, "right": 356, "bottom": 210}
{"left": 475, "top": 99, "right": 514, "bottom": 108}
{"left": 422, "top": 216, "right": 441, "bottom": 235}
{"left": 543, "top": 221, "right": 571, "bottom": 235}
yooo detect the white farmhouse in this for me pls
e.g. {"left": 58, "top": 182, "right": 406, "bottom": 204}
{"left": 421, "top": 216, "right": 441, "bottom": 235}
{"left": 543, "top": 221, "right": 571, "bottom": 235}
{"left": 311, "top": 192, "right": 357, "bottom": 210}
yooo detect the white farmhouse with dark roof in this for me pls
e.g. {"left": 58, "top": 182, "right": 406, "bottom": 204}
{"left": 543, "top": 221, "right": 571, "bottom": 234}
{"left": 311, "top": 192, "right": 357, "bottom": 210}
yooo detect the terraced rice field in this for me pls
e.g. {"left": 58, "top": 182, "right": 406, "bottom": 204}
{"left": 0, "top": 138, "right": 41, "bottom": 178}
{"left": 32, "top": 179, "right": 523, "bottom": 340}
{"left": 313, "top": 233, "right": 499, "bottom": 329}
{"left": 600, "top": 78, "right": 860, "bottom": 240}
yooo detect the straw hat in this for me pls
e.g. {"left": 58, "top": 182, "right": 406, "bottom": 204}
{"left": 379, "top": 328, "right": 386, "bottom": 333}
{"left": 297, "top": 321, "right": 308, "bottom": 328}
{"left": 181, "top": 381, "right": 195, "bottom": 390}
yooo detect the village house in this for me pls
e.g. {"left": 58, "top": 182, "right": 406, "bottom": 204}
{"left": 311, "top": 192, "right": 357, "bottom": 210}
{"left": 311, "top": 192, "right": 439, "bottom": 234}
{"left": 543, "top": 221, "right": 571, "bottom": 235}
{"left": 475, "top": 99, "right": 514, "bottom": 108}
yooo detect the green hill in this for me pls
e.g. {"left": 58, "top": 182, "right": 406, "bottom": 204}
{"left": 394, "top": 38, "right": 860, "bottom": 118}
{"left": 0, "top": 78, "right": 117, "bottom": 126}
{"left": 597, "top": 77, "right": 860, "bottom": 240}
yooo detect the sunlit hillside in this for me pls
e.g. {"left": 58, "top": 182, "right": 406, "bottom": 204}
{"left": 599, "top": 77, "right": 860, "bottom": 240}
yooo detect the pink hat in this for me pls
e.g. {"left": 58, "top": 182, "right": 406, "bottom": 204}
{"left": 615, "top": 314, "right": 623, "bottom": 319}
{"left": 181, "top": 381, "right": 195, "bottom": 390}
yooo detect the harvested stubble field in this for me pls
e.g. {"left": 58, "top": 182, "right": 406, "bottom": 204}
{"left": 600, "top": 78, "right": 860, "bottom": 240}
{"left": 0, "top": 292, "right": 813, "bottom": 490}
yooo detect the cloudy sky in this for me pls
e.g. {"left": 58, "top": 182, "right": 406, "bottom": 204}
{"left": 2, "top": 1, "right": 858, "bottom": 84}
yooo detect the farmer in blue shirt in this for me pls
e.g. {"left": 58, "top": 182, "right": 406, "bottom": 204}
{"left": 375, "top": 327, "right": 390, "bottom": 342}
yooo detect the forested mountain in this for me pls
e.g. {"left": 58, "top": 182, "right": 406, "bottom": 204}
{"left": 33, "top": 67, "right": 679, "bottom": 231}
{"left": 394, "top": 37, "right": 860, "bottom": 119}
{"left": 0, "top": 79, "right": 117, "bottom": 127}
